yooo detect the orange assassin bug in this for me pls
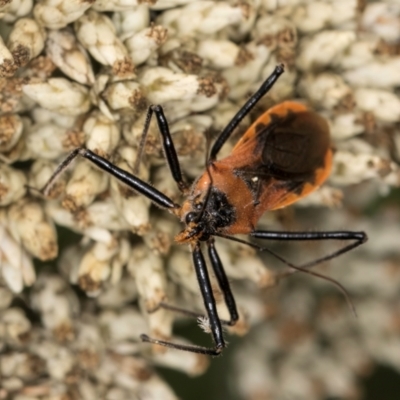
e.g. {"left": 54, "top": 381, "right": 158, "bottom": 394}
{"left": 42, "top": 64, "right": 367, "bottom": 356}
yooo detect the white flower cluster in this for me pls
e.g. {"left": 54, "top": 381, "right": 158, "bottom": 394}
{"left": 0, "top": 0, "right": 400, "bottom": 398}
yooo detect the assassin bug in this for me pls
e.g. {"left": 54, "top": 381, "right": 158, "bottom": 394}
{"left": 42, "top": 64, "right": 367, "bottom": 356}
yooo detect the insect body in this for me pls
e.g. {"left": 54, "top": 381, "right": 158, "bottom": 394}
{"left": 176, "top": 101, "right": 332, "bottom": 242}
{"left": 42, "top": 65, "right": 367, "bottom": 356}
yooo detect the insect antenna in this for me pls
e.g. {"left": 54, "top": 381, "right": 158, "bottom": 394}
{"left": 277, "top": 238, "right": 364, "bottom": 280}
{"left": 204, "top": 127, "right": 213, "bottom": 164}
{"left": 132, "top": 105, "right": 153, "bottom": 175}
{"left": 215, "top": 233, "right": 357, "bottom": 317}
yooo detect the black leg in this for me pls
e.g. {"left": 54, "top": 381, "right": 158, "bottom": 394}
{"left": 138, "top": 105, "right": 188, "bottom": 192}
{"left": 141, "top": 242, "right": 225, "bottom": 355}
{"left": 192, "top": 242, "right": 225, "bottom": 351}
{"left": 251, "top": 230, "right": 367, "bottom": 316}
{"left": 41, "top": 148, "right": 179, "bottom": 211}
{"left": 207, "top": 238, "right": 239, "bottom": 326}
{"left": 147, "top": 241, "right": 239, "bottom": 326}
{"left": 209, "top": 64, "right": 285, "bottom": 161}
{"left": 216, "top": 230, "right": 367, "bottom": 316}
{"left": 250, "top": 230, "right": 367, "bottom": 277}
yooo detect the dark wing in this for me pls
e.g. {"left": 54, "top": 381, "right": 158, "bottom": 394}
{"left": 230, "top": 102, "right": 332, "bottom": 210}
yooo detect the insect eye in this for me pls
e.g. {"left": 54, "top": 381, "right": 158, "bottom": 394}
{"left": 185, "top": 212, "right": 198, "bottom": 224}
{"left": 195, "top": 202, "right": 203, "bottom": 211}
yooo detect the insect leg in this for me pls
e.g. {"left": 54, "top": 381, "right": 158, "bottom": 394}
{"left": 207, "top": 238, "right": 239, "bottom": 326}
{"left": 141, "top": 242, "right": 225, "bottom": 355}
{"left": 209, "top": 64, "right": 285, "bottom": 160}
{"left": 250, "top": 230, "right": 367, "bottom": 278}
{"left": 148, "top": 242, "right": 239, "bottom": 326}
{"left": 139, "top": 105, "right": 188, "bottom": 193}
{"left": 41, "top": 148, "right": 178, "bottom": 210}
